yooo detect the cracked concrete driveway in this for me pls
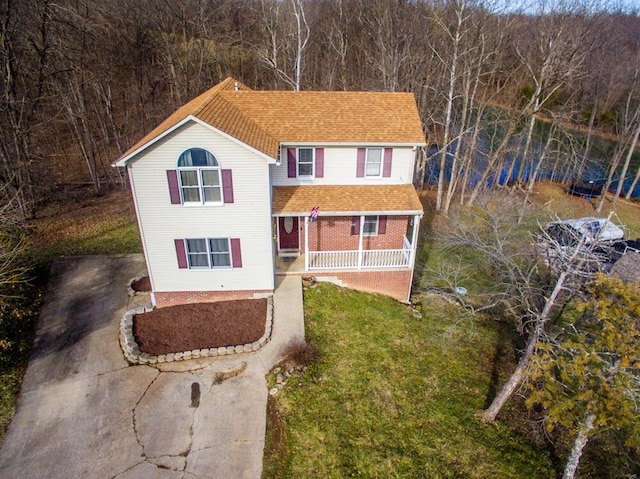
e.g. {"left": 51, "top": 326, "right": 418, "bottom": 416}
{"left": 0, "top": 255, "right": 303, "bottom": 479}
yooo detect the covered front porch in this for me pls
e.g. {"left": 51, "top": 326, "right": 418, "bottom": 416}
{"left": 272, "top": 185, "right": 423, "bottom": 274}
{"left": 275, "top": 234, "right": 414, "bottom": 272}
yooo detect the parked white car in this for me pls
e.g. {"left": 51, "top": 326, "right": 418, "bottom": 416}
{"left": 544, "top": 217, "right": 624, "bottom": 247}
{"left": 541, "top": 217, "right": 627, "bottom": 276}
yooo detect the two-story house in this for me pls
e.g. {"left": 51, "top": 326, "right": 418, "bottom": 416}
{"left": 114, "top": 77, "right": 425, "bottom": 306}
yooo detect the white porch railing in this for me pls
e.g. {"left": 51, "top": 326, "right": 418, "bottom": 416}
{"left": 308, "top": 248, "right": 411, "bottom": 270}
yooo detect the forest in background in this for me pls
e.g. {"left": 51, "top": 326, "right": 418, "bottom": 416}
{"left": 1, "top": 0, "right": 640, "bottom": 221}
{"left": 1, "top": 2, "right": 640, "bottom": 473}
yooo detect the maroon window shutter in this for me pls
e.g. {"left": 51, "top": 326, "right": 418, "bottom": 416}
{"left": 174, "top": 239, "right": 188, "bottom": 269}
{"left": 356, "top": 148, "right": 366, "bottom": 178}
{"left": 167, "top": 170, "right": 181, "bottom": 204}
{"left": 378, "top": 216, "right": 387, "bottom": 234}
{"left": 222, "top": 169, "right": 234, "bottom": 203}
{"left": 315, "top": 148, "right": 324, "bottom": 178}
{"left": 231, "top": 238, "right": 242, "bottom": 268}
{"left": 287, "top": 148, "right": 296, "bottom": 178}
{"left": 351, "top": 216, "right": 360, "bottom": 235}
{"left": 383, "top": 148, "right": 393, "bottom": 177}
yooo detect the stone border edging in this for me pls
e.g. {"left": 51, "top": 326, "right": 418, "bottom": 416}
{"left": 119, "top": 296, "right": 274, "bottom": 365}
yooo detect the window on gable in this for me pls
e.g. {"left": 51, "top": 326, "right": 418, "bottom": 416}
{"left": 186, "top": 238, "right": 232, "bottom": 269}
{"left": 363, "top": 215, "right": 379, "bottom": 236}
{"left": 178, "top": 148, "right": 222, "bottom": 204}
{"left": 297, "top": 147, "right": 314, "bottom": 178}
{"left": 365, "top": 148, "right": 383, "bottom": 177}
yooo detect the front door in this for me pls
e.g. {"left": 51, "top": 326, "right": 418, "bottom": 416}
{"left": 279, "top": 216, "right": 299, "bottom": 250}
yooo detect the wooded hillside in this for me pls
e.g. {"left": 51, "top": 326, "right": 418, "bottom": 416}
{"left": 1, "top": 0, "right": 640, "bottom": 218}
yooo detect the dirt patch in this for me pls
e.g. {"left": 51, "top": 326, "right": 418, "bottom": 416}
{"left": 133, "top": 298, "right": 268, "bottom": 355}
{"left": 262, "top": 394, "right": 288, "bottom": 477}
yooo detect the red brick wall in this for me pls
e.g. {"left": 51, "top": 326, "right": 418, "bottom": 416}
{"left": 328, "top": 270, "right": 413, "bottom": 302}
{"left": 307, "top": 215, "right": 408, "bottom": 252}
{"left": 155, "top": 289, "right": 273, "bottom": 308}
{"left": 277, "top": 269, "right": 413, "bottom": 302}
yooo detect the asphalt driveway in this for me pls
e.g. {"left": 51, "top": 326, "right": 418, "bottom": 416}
{"left": 0, "top": 255, "right": 303, "bottom": 478}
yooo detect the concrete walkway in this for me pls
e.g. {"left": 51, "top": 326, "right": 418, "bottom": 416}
{"left": 0, "top": 255, "right": 304, "bottom": 479}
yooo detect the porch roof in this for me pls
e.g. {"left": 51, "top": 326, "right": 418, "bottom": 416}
{"left": 272, "top": 185, "right": 424, "bottom": 216}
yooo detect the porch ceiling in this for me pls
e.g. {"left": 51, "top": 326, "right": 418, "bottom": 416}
{"left": 272, "top": 184, "right": 424, "bottom": 216}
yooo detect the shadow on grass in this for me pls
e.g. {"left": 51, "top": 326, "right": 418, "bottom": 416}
{"left": 412, "top": 190, "right": 437, "bottom": 294}
{"left": 481, "top": 321, "right": 522, "bottom": 411}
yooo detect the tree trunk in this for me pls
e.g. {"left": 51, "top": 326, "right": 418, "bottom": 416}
{"left": 481, "top": 266, "right": 572, "bottom": 422}
{"left": 576, "top": 100, "right": 598, "bottom": 181}
{"left": 518, "top": 125, "right": 554, "bottom": 224}
{"left": 625, "top": 163, "right": 640, "bottom": 200}
{"left": 611, "top": 121, "right": 640, "bottom": 207}
{"left": 563, "top": 414, "right": 595, "bottom": 479}
{"left": 434, "top": 1, "right": 464, "bottom": 212}
{"left": 596, "top": 143, "right": 624, "bottom": 213}
{"left": 467, "top": 120, "right": 517, "bottom": 206}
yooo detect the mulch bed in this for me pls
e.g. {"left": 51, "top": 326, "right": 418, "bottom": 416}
{"left": 133, "top": 298, "right": 268, "bottom": 356}
{"left": 131, "top": 276, "right": 151, "bottom": 292}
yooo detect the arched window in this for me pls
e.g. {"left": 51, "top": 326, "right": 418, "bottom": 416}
{"left": 177, "top": 148, "right": 222, "bottom": 204}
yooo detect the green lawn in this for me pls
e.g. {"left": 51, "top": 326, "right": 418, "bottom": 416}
{"left": 264, "top": 185, "right": 640, "bottom": 478}
{"left": 264, "top": 283, "right": 555, "bottom": 478}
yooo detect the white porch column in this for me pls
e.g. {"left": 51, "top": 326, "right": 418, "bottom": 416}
{"left": 357, "top": 215, "right": 364, "bottom": 270}
{"left": 304, "top": 216, "right": 309, "bottom": 271}
{"left": 409, "top": 214, "right": 420, "bottom": 267}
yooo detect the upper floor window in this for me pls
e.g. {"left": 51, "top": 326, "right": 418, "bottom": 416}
{"left": 297, "top": 147, "right": 314, "bottom": 178}
{"left": 287, "top": 147, "right": 324, "bottom": 179}
{"left": 356, "top": 147, "right": 392, "bottom": 178}
{"left": 178, "top": 148, "right": 222, "bottom": 204}
{"left": 365, "top": 148, "right": 383, "bottom": 177}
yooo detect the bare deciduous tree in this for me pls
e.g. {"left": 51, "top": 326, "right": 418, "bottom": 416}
{"left": 257, "top": 0, "right": 310, "bottom": 91}
{"left": 433, "top": 194, "right": 619, "bottom": 422}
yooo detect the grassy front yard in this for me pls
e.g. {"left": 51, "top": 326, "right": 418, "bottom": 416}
{"left": 264, "top": 283, "right": 554, "bottom": 478}
{"left": 264, "top": 183, "right": 640, "bottom": 478}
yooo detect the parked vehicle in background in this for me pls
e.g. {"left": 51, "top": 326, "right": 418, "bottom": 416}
{"left": 544, "top": 217, "right": 624, "bottom": 247}
{"left": 540, "top": 217, "right": 627, "bottom": 277}
{"left": 565, "top": 180, "right": 604, "bottom": 199}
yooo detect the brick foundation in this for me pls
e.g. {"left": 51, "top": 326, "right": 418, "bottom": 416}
{"left": 154, "top": 289, "right": 273, "bottom": 308}
{"left": 332, "top": 270, "right": 413, "bottom": 302}
{"left": 279, "top": 269, "right": 413, "bottom": 302}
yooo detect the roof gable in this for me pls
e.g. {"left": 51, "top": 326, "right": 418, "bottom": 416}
{"left": 115, "top": 77, "right": 425, "bottom": 166}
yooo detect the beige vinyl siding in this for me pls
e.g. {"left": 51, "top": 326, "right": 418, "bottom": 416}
{"left": 129, "top": 121, "right": 274, "bottom": 293}
{"left": 271, "top": 146, "right": 416, "bottom": 186}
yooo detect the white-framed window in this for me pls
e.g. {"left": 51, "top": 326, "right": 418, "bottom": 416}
{"left": 185, "top": 238, "right": 232, "bottom": 269}
{"left": 365, "top": 148, "right": 383, "bottom": 177}
{"left": 297, "top": 147, "right": 314, "bottom": 178}
{"left": 363, "top": 215, "right": 379, "bottom": 236}
{"left": 178, "top": 148, "right": 222, "bottom": 204}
